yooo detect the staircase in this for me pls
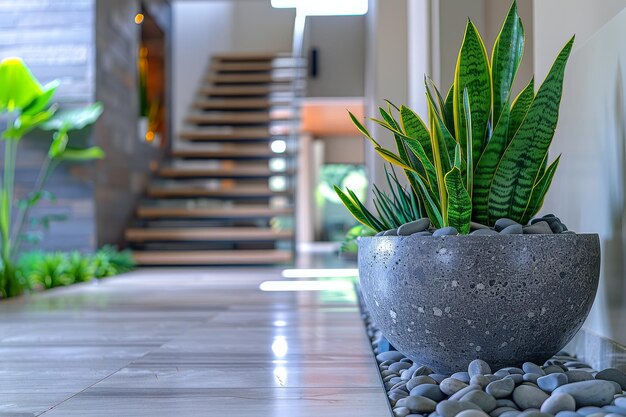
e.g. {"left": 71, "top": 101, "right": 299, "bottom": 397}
{"left": 127, "top": 52, "right": 305, "bottom": 266}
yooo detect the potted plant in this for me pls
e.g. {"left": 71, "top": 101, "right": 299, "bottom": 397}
{"left": 335, "top": 1, "right": 600, "bottom": 373}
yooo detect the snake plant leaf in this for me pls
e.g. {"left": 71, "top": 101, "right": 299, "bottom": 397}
{"left": 378, "top": 106, "right": 421, "bottom": 170}
{"left": 491, "top": 1, "right": 524, "bottom": 125}
{"left": 410, "top": 172, "right": 444, "bottom": 228}
{"left": 508, "top": 77, "right": 534, "bottom": 144}
{"left": 425, "top": 86, "right": 455, "bottom": 172}
{"left": 444, "top": 84, "right": 455, "bottom": 137}
{"left": 521, "top": 155, "right": 560, "bottom": 224}
{"left": 472, "top": 100, "right": 511, "bottom": 224}
{"left": 349, "top": 111, "right": 380, "bottom": 147}
{"left": 453, "top": 19, "right": 491, "bottom": 168}
{"left": 444, "top": 166, "right": 472, "bottom": 234}
{"left": 347, "top": 188, "right": 387, "bottom": 231}
{"left": 399, "top": 105, "right": 432, "bottom": 162}
{"left": 374, "top": 147, "right": 414, "bottom": 171}
{"left": 334, "top": 185, "right": 377, "bottom": 230}
{"left": 462, "top": 88, "right": 473, "bottom": 196}
{"left": 489, "top": 36, "right": 574, "bottom": 221}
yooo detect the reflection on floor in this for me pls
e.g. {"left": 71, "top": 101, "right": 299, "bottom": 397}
{"left": 0, "top": 266, "right": 391, "bottom": 416}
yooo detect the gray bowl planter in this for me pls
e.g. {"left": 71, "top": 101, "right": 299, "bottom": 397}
{"left": 358, "top": 234, "right": 600, "bottom": 373}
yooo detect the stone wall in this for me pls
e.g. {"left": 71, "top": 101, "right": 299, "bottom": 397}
{"left": 94, "top": 0, "right": 169, "bottom": 248}
{"left": 0, "top": 0, "right": 97, "bottom": 252}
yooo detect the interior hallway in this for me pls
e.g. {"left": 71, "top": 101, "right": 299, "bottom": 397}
{"left": 0, "top": 266, "right": 390, "bottom": 416}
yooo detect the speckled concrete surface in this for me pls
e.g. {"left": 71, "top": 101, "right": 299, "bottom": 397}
{"left": 358, "top": 234, "right": 601, "bottom": 373}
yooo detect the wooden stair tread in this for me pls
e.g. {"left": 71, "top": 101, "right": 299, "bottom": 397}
{"left": 185, "top": 112, "right": 289, "bottom": 125}
{"left": 193, "top": 99, "right": 273, "bottom": 110}
{"left": 137, "top": 206, "right": 292, "bottom": 219}
{"left": 211, "top": 62, "right": 275, "bottom": 72}
{"left": 180, "top": 127, "right": 271, "bottom": 141}
{"left": 148, "top": 185, "right": 289, "bottom": 198}
{"left": 126, "top": 227, "right": 292, "bottom": 242}
{"left": 171, "top": 147, "right": 290, "bottom": 159}
{"left": 200, "top": 86, "right": 278, "bottom": 96}
{"left": 206, "top": 74, "right": 292, "bottom": 84}
{"left": 211, "top": 52, "right": 285, "bottom": 61}
{"left": 132, "top": 249, "right": 292, "bottom": 265}
{"left": 159, "top": 165, "right": 290, "bottom": 178}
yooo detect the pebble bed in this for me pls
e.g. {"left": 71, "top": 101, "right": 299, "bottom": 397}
{"left": 375, "top": 214, "right": 571, "bottom": 237}
{"left": 362, "top": 311, "right": 626, "bottom": 417}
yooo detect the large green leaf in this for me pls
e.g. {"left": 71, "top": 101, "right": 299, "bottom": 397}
{"left": 491, "top": 1, "right": 524, "bottom": 125}
{"left": 41, "top": 102, "right": 103, "bottom": 132}
{"left": 404, "top": 136, "right": 438, "bottom": 191}
{"left": 453, "top": 19, "right": 491, "bottom": 168}
{"left": 520, "top": 155, "right": 560, "bottom": 223}
{"left": 444, "top": 166, "right": 472, "bottom": 234}
{"left": 57, "top": 146, "right": 105, "bottom": 161}
{"left": 334, "top": 185, "right": 377, "bottom": 230}
{"left": 409, "top": 171, "right": 443, "bottom": 228}
{"left": 0, "top": 58, "right": 44, "bottom": 112}
{"left": 462, "top": 88, "right": 473, "bottom": 196}
{"left": 472, "top": 101, "right": 510, "bottom": 224}
{"left": 507, "top": 77, "right": 534, "bottom": 144}
{"left": 349, "top": 111, "right": 380, "bottom": 147}
{"left": 443, "top": 85, "right": 455, "bottom": 137}
{"left": 488, "top": 37, "right": 574, "bottom": 221}
{"left": 425, "top": 86, "right": 455, "bottom": 172}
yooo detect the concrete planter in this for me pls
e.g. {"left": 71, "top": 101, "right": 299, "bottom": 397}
{"left": 358, "top": 234, "right": 600, "bottom": 373}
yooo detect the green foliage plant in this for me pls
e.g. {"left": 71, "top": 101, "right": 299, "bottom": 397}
{"left": 335, "top": 0, "right": 573, "bottom": 235}
{"left": 0, "top": 58, "right": 105, "bottom": 298}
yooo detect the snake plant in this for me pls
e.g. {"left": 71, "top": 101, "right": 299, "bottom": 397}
{"left": 336, "top": 0, "right": 573, "bottom": 234}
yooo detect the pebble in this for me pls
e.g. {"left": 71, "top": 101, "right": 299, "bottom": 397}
{"left": 500, "top": 224, "right": 523, "bottom": 234}
{"left": 543, "top": 365, "right": 566, "bottom": 374}
{"left": 429, "top": 374, "right": 449, "bottom": 384}
{"left": 436, "top": 400, "right": 483, "bottom": 417}
{"left": 394, "top": 406, "right": 411, "bottom": 417}
{"left": 471, "top": 229, "right": 500, "bottom": 236}
{"left": 608, "top": 381, "right": 623, "bottom": 395}
{"left": 375, "top": 231, "right": 385, "bottom": 236}
{"left": 541, "top": 393, "right": 577, "bottom": 414}
{"left": 495, "top": 218, "right": 519, "bottom": 232}
{"left": 537, "top": 373, "right": 569, "bottom": 393}
{"left": 523, "top": 363, "right": 546, "bottom": 376}
{"left": 495, "top": 370, "right": 511, "bottom": 378}
{"left": 601, "top": 406, "right": 626, "bottom": 414}
{"left": 457, "top": 410, "right": 490, "bottom": 417}
{"left": 398, "top": 218, "right": 430, "bottom": 235}
{"left": 401, "top": 364, "right": 421, "bottom": 381}
{"left": 523, "top": 221, "right": 553, "bottom": 234}
{"left": 614, "top": 398, "right": 626, "bottom": 408}
{"left": 499, "top": 412, "right": 521, "bottom": 417}
{"left": 503, "top": 368, "right": 525, "bottom": 375}
{"left": 384, "top": 229, "right": 399, "bottom": 236}
{"left": 471, "top": 375, "right": 492, "bottom": 388}
{"left": 517, "top": 411, "right": 552, "bottom": 417}
{"left": 556, "top": 412, "right": 583, "bottom": 417}
{"left": 413, "top": 365, "right": 434, "bottom": 377}
{"left": 433, "top": 226, "right": 458, "bottom": 237}
{"left": 397, "top": 395, "right": 437, "bottom": 413}
{"left": 406, "top": 376, "right": 437, "bottom": 391}
{"left": 469, "top": 359, "right": 492, "bottom": 377}
{"left": 452, "top": 372, "right": 471, "bottom": 383}
{"left": 461, "top": 390, "right": 497, "bottom": 412}
{"left": 450, "top": 385, "right": 482, "bottom": 401}
{"left": 595, "top": 368, "right": 626, "bottom": 390}
{"left": 414, "top": 231, "right": 433, "bottom": 236}
{"left": 523, "top": 374, "right": 542, "bottom": 384}
{"left": 390, "top": 362, "right": 413, "bottom": 373}
{"left": 470, "top": 221, "right": 491, "bottom": 230}
{"left": 496, "top": 400, "right": 519, "bottom": 409}
{"left": 492, "top": 407, "right": 521, "bottom": 417}
{"left": 440, "top": 377, "right": 469, "bottom": 395}
{"left": 553, "top": 380, "right": 616, "bottom": 407}
{"left": 565, "top": 370, "right": 594, "bottom": 383}
{"left": 577, "top": 407, "right": 605, "bottom": 416}
{"left": 410, "top": 384, "right": 446, "bottom": 402}
{"left": 487, "top": 378, "right": 516, "bottom": 398}
{"left": 377, "top": 351, "right": 405, "bottom": 362}
{"left": 506, "top": 374, "right": 524, "bottom": 385}
{"left": 512, "top": 385, "right": 549, "bottom": 409}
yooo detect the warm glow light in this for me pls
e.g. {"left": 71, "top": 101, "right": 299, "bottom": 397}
{"left": 134, "top": 13, "right": 144, "bottom": 24}
{"left": 271, "top": 140, "right": 287, "bottom": 154}
{"left": 145, "top": 131, "right": 155, "bottom": 142}
{"left": 271, "top": 0, "right": 368, "bottom": 15}
{"left": 260, "top": 280, "right": 354, "bottom": 292}
{"left": 281, "top": 268, "right": 359, "bottom": 278}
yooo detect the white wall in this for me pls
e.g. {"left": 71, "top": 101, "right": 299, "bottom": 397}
{"left": 533, "top": 0, "right": 626, "bottom": 82}
{"left": 172, "top": 1, "right": 232, "bottom": 144}
{"left": 539, "top": 7, "right": 626, "bottom": 344}
{"left": 230, "top": 0, "right": 294, "bottom": 52}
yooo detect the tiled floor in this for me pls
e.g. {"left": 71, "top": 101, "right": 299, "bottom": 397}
{"left": 0, "top": 268, "right": 390, "bottom": 416}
